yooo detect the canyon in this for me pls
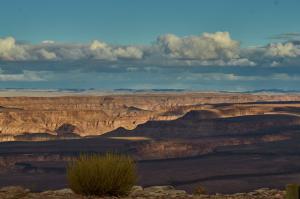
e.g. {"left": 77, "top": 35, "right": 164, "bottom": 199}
{"left": 1, "top": 92, "right": 300, "bottom": 139}
{"left": 1, "top": 92, "right": 300, "bottom": 194}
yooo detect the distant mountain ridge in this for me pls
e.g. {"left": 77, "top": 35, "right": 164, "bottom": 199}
{"left": 1, "top": 88, "right": 300, "bottom": 94}
{"left": 242, "top": 89, "right": 300, "bottom": 93}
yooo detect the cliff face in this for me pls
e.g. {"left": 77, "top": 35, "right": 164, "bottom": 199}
{"left": 0, "top": 108, "right": 153, "bottom": 136}
{"left": 1, "top": 93, "right": 300, "bottom": 138}
{"left": 0, "top": 96, "right": 158, "bottom": 136}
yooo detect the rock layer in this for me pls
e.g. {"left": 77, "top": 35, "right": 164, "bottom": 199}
{"left": 1, "top": 93, "right": 300, "bottom": 138}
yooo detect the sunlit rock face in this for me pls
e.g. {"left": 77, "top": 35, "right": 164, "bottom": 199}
{"left": 1, "top": 93, "right": 300, "bottom": 139}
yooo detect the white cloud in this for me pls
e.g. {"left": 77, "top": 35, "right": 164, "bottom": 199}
{"left": 1, "top": 33, "right": 300, "bottom": 68}
{"left": 114, "top": 46, "right": 143, "bottom": 59}
{"left": 89, "top": 40, "right": 116, "bottom": 60}
{"left": 226, "top": 58, "right": 256, "bottom": 66}
{"left": 90, "top": 40, "right": 108, "bottom": 50}
{"left": 0, "top": 37, "right": 144, "bottom": 61}
{"left": 157, "top": 32, "right": 240, "bottom": 61}
{"left": 0, "top": 37, "right": 28, "bottom": 60}
{"left": 89, "top": 40, "right": 143, "bottom": 60}
{"left": 271, "top": 61, "right": 280, "bottom": 67}
{"left": 36, "top": 49, "right": 57, "bottom": 60}
{"left": 265, "top": 42, "right": 300, "bottom": 57}
{"left": 42, "top": 40, "right": 55, "bottom": 44}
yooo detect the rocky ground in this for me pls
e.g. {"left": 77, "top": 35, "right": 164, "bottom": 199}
{"left": 0, "top": 185, "right": 285, "bottom": 199}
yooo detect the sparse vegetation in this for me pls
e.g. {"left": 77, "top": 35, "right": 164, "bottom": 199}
{"left": 193, "top": 185, "right": 207, "bottom": 195}
{"left": 67, "top": 153, "right": 137, "bottom": 196}
{"left": 286, "top": 184, "right": 300, "bottom": 199}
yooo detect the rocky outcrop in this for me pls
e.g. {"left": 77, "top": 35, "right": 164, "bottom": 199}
{"left": 0, "top": 185, "right": 285, "bottom": 199}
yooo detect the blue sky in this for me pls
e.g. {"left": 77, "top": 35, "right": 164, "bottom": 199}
{"left": 0, "top": 0, "right": 300, "bottom": 91}
{"left": 1, "top": 0, "right": 299, "bottom": 45}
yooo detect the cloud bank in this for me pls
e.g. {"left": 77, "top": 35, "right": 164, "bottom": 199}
{"left": 1, "top": 31, "right": 299, "bottom": 67}
{"left": 1, "top": 32, "right": 300, "bottom": 91}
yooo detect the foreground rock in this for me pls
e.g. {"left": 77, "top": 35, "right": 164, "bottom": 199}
{"left": 0, "top": 186, "right": 285, "bottom": 199}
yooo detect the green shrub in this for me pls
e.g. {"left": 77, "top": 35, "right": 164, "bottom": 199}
{"left": 67, "top": 153, "right": 137, "bottom": 196}
{"left": 193, "top": 185, "right": 207, "bottom": 195}
{"left": 286, "top": 184, "right": 300, "bottom": 199}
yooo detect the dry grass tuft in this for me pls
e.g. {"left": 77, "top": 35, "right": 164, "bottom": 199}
{"left": 67, "top": 153, "right": 137, "bottom": 196}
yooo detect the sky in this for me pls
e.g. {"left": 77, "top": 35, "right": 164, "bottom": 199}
{"left": 0, "top": 0, "right": 300, "bottom": 91}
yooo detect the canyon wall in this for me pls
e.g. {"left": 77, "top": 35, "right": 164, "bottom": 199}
{"left": 1, "top": 93, "right": 300, "bottom": 138}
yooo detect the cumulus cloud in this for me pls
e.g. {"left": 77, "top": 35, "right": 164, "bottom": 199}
{"left": 156, "top": 32, "right": 240, "bottom": 61}
{"left": 0, "top": 37, "right": 144, "bottom": 61}
{"left": 1, "top": 32, "right": 300, "bottom": 68}
{"left": 240, "top": 41, "right": 300, "bottom": 67}
{"left": 36, "top": 49, "right": 57, "bottom": 60}
{"left": 265, "top": 42, "right": 300, "bottom": 57}
{"left": 90, "top": 40, "right": 143, "bottom": 60}
{"left": 0, "top": 37, "right": 28, "bottom": 60}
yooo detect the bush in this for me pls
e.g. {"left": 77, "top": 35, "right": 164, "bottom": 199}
{"left": 193, "top": 185, "right": 207, "bottom": 195}
{"left": 67, "top": 153, "right": 137, "bottom": 196}
{"left": 286, "top": 184, "right": 300, "bottom": 199}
